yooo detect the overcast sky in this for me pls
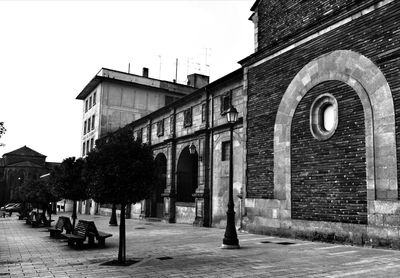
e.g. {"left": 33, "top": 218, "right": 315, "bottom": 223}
{"left": 0, "top": 0, "right": 254, "bottom": 162}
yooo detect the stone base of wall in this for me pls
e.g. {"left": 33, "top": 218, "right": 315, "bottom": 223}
{"left": 176, "top": 203, "right": 195, "bottom": 224}
{"left": 98, "top": 203, "right": 142, "bottom": 219}
{"left": 243, "top": 198, "right": 400, "bottom": 249}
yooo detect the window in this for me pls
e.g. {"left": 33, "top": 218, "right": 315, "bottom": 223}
{"left": 221, "top": 141, "right": 230, "bottom": 161}
{"left": 310, "top": 93, "right": 338, "bottom": 141}
{"left": 220, "top": 92, "right": 232, "bottom": 114}
{"left": 86, "top": 140, "right": 90, "bottom": 154}
{"left": 93, "top": 92, "right": 96, "bottom": 105}
{"left": 157, "top": 120, "right": 164, "bottom": 137}
{"left": 201, "top": 103, "right": 206, "bottom": 123}
{"left": 88, "top": 118, "right": 91, "bottom": 132}
{"left": 82, "top": 142, "right": 86, "bottom": 156}
{"left": 85, "top": 100, "right": 89, "bottom": 112}
{"left": 183, "top": 108, "right": 192, "bottom": 128}
{"left": 91, "top": 115, "right": 95, "bottom": 130}
{"left": 147, "top": 125, "right": 151, "bottom": 142}
{"left": 137, "top": 129, "right": 143, "bottom": 142}
{"left": 90, "top": 138, "right": 94, "bottom": 150}
{"left": 170, "top": 115, "right": 174, "bottom": 134}
{"left": 89, "top": 96, "right": 92, "bottom": 109}
{"left": 84, "top": 120, "right": 87, "bottom": 134}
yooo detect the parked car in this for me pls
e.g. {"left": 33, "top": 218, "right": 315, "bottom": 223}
{"left": 5, "top": 203, "right": 21, "bottom": 213}
{"left": 0, "top": 203, "right": 16, "bottom": 211}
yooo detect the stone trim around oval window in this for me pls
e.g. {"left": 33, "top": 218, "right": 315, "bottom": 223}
{"left": 310, "top": 93, "right": 338, "bottom": 141}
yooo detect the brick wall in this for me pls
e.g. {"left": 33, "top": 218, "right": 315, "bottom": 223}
{"left": 246, "top": 1, "right": 400, "bottom": 199}
{"left": 291, "top": 80, "right": 367, "bottom": 224}
{"left": 256, "top": 0, "right": 378, "bottom": 50}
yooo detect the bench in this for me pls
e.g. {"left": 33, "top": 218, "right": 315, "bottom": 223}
{"left": 89, "top": 222, "right": 113, "bottom": 247}
{"left": 31, "top": 213, "right": 53, "bottom": 228}
{"left": 25, "top": 211, "right": 38, "bottom": 225}
{"left": 48, "top": 216, "right": 72, "bottom": 237}
{"left": 63, "top": 220, "right": 112, "bottom": 248}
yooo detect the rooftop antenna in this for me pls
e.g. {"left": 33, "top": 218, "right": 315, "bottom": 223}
{"left": 175, "top": 58, "right": 178, "bottom": 83}
{"left": 158, "top": 55, "right": 162, "bottom": 79}
{"left": 205, "top": 47, "right": 211, "bottom": 76}
{"left": 128, "top": 63, "right": 130, "bottom": 73}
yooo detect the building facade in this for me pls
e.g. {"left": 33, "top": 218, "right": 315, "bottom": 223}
{"left": 0, "top": 146, "right": 58, "bottom": 206}
{"left": 76, "top": 68, "right": 209, "bottom": 215}
{"left": 241, "top": 0, "right": 400, "bottom": 246}
{"left": 80, "top": 0, "right": 400, "bottom": 247}
{"left": 125, "top": 69, "right": 244, "bottom": 227}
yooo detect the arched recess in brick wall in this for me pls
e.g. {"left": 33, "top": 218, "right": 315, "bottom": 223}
{"left": 274, "top": 50, "right": 397, "bottom": 210}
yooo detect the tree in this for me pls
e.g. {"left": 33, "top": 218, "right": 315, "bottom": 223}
{"left": 85, "top": 127, "right": 158, "bottom": 264}
{"left": 18, "top": 176, "right": 58, "bottom": 224}
{"left": 0, "top": 122, "right": 6, "bottom": 147}
{"left": 51, "top": 157, "right": 88, "bottom": 230}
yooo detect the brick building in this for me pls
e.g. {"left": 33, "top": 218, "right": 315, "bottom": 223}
{"left": 85, "top": 0, "right": 400, "bottom": 246}
{"left": 240, "top": 0, "right": 400, "bottom": 246}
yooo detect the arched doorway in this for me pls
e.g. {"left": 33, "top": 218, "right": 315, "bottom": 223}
{"left": 177, "top": 146, "right": 198, "bottom": 203}
{"left": 175, "top": 145, "right": 198, "bottom": 224}
{"left": 152, "top": 153, "right": 167, "bottom": 218}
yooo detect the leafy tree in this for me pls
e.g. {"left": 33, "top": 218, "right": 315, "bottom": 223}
{"left": 51, "top": 157, "right": 88, "bottom": 229}
{"left": 85, "top": 127, "right": 157, "bottom": 264}
{"left": 18, "top": 176, "right": 59, "bottom": 224}
{"left": 0, "top": 122, "right": 6, "bottom": 146}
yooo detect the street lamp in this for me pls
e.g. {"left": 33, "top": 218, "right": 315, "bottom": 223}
{"left": 189, "top": 142, "right": 196, "bottom": 155}
{"left": 222, "top": 105, "right": 240, "bottom": 249}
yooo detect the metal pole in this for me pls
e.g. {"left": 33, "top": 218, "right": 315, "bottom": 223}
{"left": 222, "top": 123, "right": 240, "bottom": 249}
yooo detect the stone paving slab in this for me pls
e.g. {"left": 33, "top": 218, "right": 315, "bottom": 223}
{"left": 2, "top": 213, "right": 400, "bottom": 277}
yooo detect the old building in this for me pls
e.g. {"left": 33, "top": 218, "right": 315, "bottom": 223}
{"left": 240, "top": 0, "right": 400, "bottom": 246}
{"left": 0, "top": 146, "right": 58, "bottom": 206}
{"left": 76, "top": 67, "right": 209, "bottom": 214}
{"left": 78, "top": 0, "right": 400, "bottom": 247}
{"left": 76, "top": 68, "right": 204, "bottom": 158}
{"left": 126, "top": 69, "right": 244, "bottom": 227}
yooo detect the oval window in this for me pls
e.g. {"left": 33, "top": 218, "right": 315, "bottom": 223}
{"left": 310, "top": 94, "right": 338, "bottom": 140}
{"left": 322, "top": 104, "right": 335, "bottom": 131}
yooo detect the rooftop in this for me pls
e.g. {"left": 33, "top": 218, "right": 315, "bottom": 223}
{"left": 76, "top": 68, "right": 199, "bottom": 100}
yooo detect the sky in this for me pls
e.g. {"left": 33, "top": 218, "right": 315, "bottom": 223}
{"left": 0, "top": 0, "right": 254, "bottom": 162}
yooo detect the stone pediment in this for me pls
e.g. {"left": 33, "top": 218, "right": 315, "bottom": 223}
{"left": 3, "top": 146, "right": 46, "bottom": 158}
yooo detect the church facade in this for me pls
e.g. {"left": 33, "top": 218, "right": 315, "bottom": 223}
{"left": 0, "top": 146, "right": 58, "bottom": 206}
{"left": 240, "top": 0, "right": 400, "bottom": 246}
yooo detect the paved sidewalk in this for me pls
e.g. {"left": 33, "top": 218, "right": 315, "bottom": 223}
{"left": 2, "top": 213, "right": 400, "bottom": 277}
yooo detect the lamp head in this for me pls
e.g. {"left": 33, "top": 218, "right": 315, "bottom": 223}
{"left": 189, "top": 142, "right": 196, "bottom": 155}
{"left": 226, "top": 105, "right": 238, "bottom": 124}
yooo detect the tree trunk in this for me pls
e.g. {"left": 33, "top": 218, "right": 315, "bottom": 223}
{"left": 125, "top": 203, "right": 131, "bottom": 219}
{"left": 47, "top": 203, "right": 52, "bottom": 227}
{"left": 118, "top": 203, "right": 126, "bottom": 264}
{"left": 72, "top": 200, "right": 77, "bottom": 231}
{"left": 109, "top": 203, "right": 118, "bottom": 226}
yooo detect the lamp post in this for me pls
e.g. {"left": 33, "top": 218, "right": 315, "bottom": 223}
{"left": 222, "top": 105, "right": 240, "bottom": 249}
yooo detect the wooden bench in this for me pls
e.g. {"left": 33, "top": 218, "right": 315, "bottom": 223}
{"left": 63, "top": 220, "right": 112, "bottom": 248}
{"left": 48, "top": 216, "right": 72, "bottom": 237}
{"left": 31, "top": 213, "right": 53, "bottom": 228}
{"left": 89, "top": 222, "right": 113, "bottom": 247}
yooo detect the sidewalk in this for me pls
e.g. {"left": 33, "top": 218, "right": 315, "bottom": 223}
{"left": 1, "top": 213, "right": 400, "bottom": 277}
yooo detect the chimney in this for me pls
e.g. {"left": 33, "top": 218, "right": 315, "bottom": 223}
{"left": 187, "top": 73, "right": 209, "bottom": 89}
{"left": 142, "top": 67, "right": 149, "bottom": 77}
